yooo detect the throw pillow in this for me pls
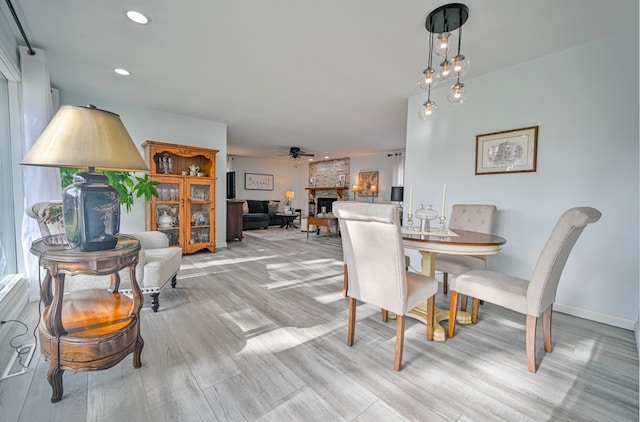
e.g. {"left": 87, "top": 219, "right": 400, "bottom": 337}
{"left": 268, "top": 203, "right": 279, "bottom": 214}
{"left": 247, "top": 200, "right": 264, "bottom": 214}
{"left": 242, "top": 201, "right": 249, "bottom": 214}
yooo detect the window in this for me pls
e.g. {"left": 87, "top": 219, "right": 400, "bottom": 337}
{"left": 0, "top": 72, "right": 16, "bottom": 276}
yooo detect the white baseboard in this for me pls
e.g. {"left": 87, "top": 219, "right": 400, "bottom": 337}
{"left": 554, "top": 302, "right": 636, "bottom": 330}
{"left": 635, "top": 319, "right": 639, "bottom": 358}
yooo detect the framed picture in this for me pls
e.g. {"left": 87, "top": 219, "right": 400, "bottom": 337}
{"left": 244, "top": 173, "right": 274, "bottom": 190}
{"left": 309, "top": 176, "right": 316, "bottom": 187}
{"left": 357, "top": 171, "right": 379, "bottom": 196}
{"left": 338, "top": 174, "right": 346, "bottom": 187}
{"left": 475, "top": 126, "right": 538, "bottom": 175}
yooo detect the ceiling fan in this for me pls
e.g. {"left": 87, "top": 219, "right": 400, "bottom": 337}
{"left": 280, "top": 147, "right": 314, "bottom": 159}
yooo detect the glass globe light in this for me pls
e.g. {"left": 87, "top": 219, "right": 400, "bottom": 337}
{"left": 439, "top": 59, "right": 453, "bottom": 80}
{"left": 418, "top": 67, "right": 439, "bottom": 90}
{"left": 418, "top": 99, "right": 437, "bottom": 120}
{"left": 451, "top": 54, "right": 470, "bottom": 76}
{"left": 447, "top": 81, "right": 467, "bottom": 104}
{"left": 433, "top": 32, "right": 454, "bottom": 56}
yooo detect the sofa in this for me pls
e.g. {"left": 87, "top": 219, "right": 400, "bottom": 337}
{"left": 242, "top": 199, "right": 288, "bottom": 230}
{"left": 27, "top": 201, "right": 183, "bottom": 312}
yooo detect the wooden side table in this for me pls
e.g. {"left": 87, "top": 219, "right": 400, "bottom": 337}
{"left": 307, "top": 216, "right": 339, "bottom": 238}
{"left": 226, "top": 200, "right": 244, "bottom": 241}
{"left": 30, "top": 235, "right": 144, "bottom": 403}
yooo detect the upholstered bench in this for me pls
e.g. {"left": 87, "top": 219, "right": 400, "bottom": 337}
{"left": 27, "top": 201, "right": 182, "bottom": 312}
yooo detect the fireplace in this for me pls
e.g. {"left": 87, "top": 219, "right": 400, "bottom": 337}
{"left": 316, "top": 197, "right": 338, "bottom": 215}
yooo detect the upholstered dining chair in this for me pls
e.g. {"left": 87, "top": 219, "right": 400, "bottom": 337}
{"left": 447, "top": 207, "right": 601, "bottom": 372}
{"left": 333, "top": 202, "right": 438, "bottom": 371}
{"left": 437, "top": 204, "right": 496, "bottom": 299}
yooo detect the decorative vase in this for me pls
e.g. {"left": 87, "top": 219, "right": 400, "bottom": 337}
{"left": 414, "top": 204, "right": 438, "bottom": 232}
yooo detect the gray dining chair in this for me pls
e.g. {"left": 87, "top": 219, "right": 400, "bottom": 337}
{"left": 333, "top": 202, "right": 438, "bottom": 371}
{"left": 437, "top": 204, "right": 496, "bottom": 300}
{"left": 447, "top": 207, "right": 601, "bottom": 372}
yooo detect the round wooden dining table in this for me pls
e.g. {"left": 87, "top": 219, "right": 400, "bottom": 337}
{"left": 402, "top": 228, "right": 507, "bottom": 342}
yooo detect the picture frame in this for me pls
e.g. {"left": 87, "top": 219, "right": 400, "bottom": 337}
{"left": 357, "top": 171, "right": 379, "bottom": 196}
{"left": 338, "top": 174, "right": 346, "bottom": 187}
{"left": 244, "top": 173, "right": 274, "bottom": 190}
{"left": 309, "top": 176, "right": 316, "bottom": 187}
{"left": 475, "top": 126, "right": 538, "bottom": 175}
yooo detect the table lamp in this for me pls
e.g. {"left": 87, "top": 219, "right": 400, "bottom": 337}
{"left": 21, "top": 105, "right": 149, "bottom": 251}
{"left": 284, "top": 190, "right": 295, "bottom": 206}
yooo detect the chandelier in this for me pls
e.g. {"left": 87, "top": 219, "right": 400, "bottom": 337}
{"left": 418, "top": 3, "right": 469, "bottom": 120}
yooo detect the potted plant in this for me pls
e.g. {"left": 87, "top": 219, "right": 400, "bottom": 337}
{"left": 60, "top": 168, "right": 159, "bottom": 212}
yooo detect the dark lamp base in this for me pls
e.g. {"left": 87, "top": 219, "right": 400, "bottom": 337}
{"left": 62, "top": 172, "right": 120, "bottom": 251}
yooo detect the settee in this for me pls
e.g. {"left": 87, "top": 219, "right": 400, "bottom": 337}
{"left": 27, "top": 201, "right": 183, "bottom": 312}
{"left": 242, "top": 200, "right": 288, "bottom": 230}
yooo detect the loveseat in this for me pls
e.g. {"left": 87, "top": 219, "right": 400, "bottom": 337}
{"left": 242, "top": 199, "right": 288, "bottom": 230}
{"left": 27, "top": 201, "right": 183, "bottom": 312}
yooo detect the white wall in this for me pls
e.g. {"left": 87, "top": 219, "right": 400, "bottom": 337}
{"left": 230, "top": 157, "right": 308, "bottom": 209}
{"left": 404, "top": 30, "right": 639, "bottom": 329}
{"left": 232, "top": 153, "right": 400, "bottom": 211}
{"left": 59, "top": 93, "right": 229, "bottom": 247}
{"left": 351, "top": 153, "right": 395, "bottom": 203}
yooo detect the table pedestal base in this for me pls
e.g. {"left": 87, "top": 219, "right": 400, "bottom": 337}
{"left": 404, "top": 303, "right": 471, "bottom": 342}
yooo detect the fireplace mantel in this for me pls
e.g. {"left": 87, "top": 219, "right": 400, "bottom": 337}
{"left": 305, "top": 187, "right": 348, "bottom": 199}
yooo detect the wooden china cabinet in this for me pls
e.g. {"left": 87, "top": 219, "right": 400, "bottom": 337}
{"left": 143, "top": 141, "right": 218, "bottom": 254}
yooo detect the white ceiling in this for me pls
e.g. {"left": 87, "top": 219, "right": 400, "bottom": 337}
{"left": 7, "top": 0, "right": 638, "bottom": 159}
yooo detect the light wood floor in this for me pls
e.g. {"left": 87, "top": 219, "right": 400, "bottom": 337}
{"left": 1, "top": 233, "right": 638, "bottom": 421}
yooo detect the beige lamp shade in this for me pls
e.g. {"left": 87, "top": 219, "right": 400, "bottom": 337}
{"left": 285, "top": 190, "right": 295, "bottom": 200}
{"left": 21, "top": 104, "right": 148, "bottom": 172}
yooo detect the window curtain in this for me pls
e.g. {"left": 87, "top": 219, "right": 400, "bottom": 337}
{"left": 19, "top": 46, "right": 60, "bottom": 301}
{"left": 389, "top": 151, "right": 405, "bottom": 186}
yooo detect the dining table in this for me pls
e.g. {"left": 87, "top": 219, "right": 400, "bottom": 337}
{"left": 402, "top": 228, "right": 507, "bottom": 342}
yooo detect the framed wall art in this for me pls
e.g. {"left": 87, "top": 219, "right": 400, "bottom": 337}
{"left": 475, "top": 126, "right": 538, "bottom": 175}
{"left": 244, "top": 173, "right": 274, "bottom": 190}
{"left": 357, "top": 171, "right": 379, "bottom": 196}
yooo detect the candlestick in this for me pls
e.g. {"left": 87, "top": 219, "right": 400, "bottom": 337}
{"left": 440, "top": 184, "right": 446, "bottom": 217}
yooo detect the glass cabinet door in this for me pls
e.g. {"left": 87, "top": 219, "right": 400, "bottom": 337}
{"left": 187, "top": 181, "right": 214, "bottom": 251}
{"left": 154, "top": 179, "right": 182, "bottom": 247}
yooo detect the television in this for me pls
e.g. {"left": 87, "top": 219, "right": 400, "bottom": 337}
{"left": 226, "top": 171, "right": 236, "bottom": 199}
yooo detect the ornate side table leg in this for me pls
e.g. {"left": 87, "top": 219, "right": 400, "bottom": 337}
{"left": 47, "top": 363, "right": 64, "bottom": 403}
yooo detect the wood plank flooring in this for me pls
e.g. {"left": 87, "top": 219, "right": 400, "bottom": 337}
{"left": 1, "top": 232, "right": 638, "bottom": 421}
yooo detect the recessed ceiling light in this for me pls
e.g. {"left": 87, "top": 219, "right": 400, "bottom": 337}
{"left": 324, "top": 156, "right": 330, "bottom": 160}
{"left": 308, "top": 158, "right": 313, "bottom": 161}
{"left": 114, "top": 68, "right": 131, "bottom": 76}
{"left": 126, "top": 10, "right": 150, "bottom": 25}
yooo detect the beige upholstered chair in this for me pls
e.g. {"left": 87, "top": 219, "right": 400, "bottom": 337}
{"left": 447, "top": 207, "right": 601, "bottom": 372}
{"left": 333, "top": 202, "right": 438, "bottom": 371}
{"left": 437, "top": 204, "right": 496, "bottom": 299}
{"left": 27, "top": 201, "right": 183, "bottom": 312}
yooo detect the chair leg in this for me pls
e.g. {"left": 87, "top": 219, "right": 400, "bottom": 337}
{"left": 460, "top": 294, "right": 468, "bottom": 312}
{"left": 542, "top": 305, "right": 553, "bottom": 353}
{"left": 171, "top": 274, "right": 177, "bottom": 288}
{"left": 448, "top": 291, "right": 459, "bottom": 338}
{"left": 394, "top": 315, "right": 405, "bottom": 371}
{"left": 347, "top": 297, "right": 356, "bottom": 347}
{"left": 381, "top": 309, "right": 388, "bottom": 322}
{"left": 471, "top": 298, "right": 480, "bottom": 324}
{"left": 443, "top": 272, "right": 449, "bottom": 294}
{"left": 526, "top": 314, "right": 538, "bottom": 373}
{"left": 150, "top": 292, "right": 160, "bottom": 313}
{"left": 426, "top": 295, "right": 435, "bottom": 341}
{"left": 342, "top": 263, "right": 348, "bottom": 297}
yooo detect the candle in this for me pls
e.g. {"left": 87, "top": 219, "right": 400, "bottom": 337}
{"left": 409, "top": 185, "right": 413, "bottom": 213}
{"left": 441, "top": 184, "right": 447, "bottom": 217}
